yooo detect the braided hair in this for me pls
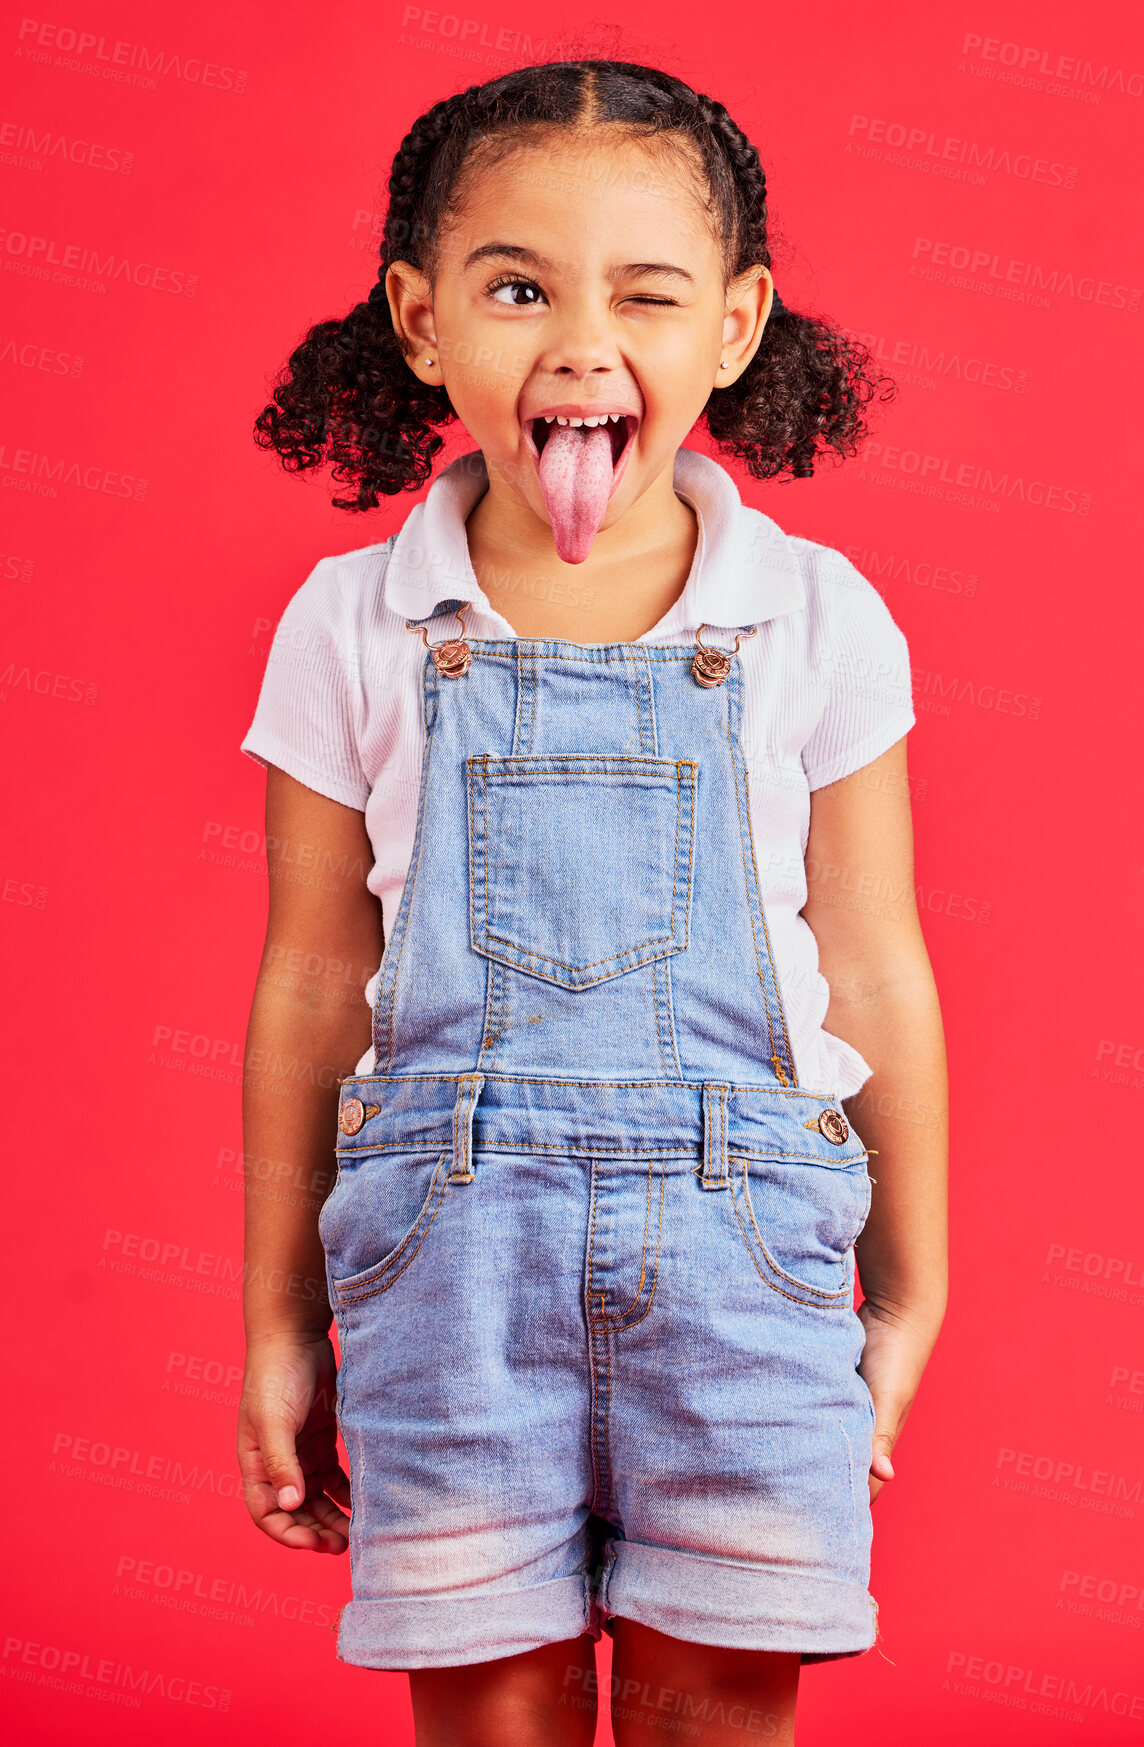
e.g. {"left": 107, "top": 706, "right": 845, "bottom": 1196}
{"left": 255, "top": 61, "right": 892, "bottom": 510}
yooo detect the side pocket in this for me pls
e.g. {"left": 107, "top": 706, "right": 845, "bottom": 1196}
{"left": 729, "top": 1153, "right": 871, "bottom": 1310}
{"left": 321, "top": 1150, "right": 451, "bottom": 1306}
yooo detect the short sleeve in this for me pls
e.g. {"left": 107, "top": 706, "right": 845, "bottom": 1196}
{"left": 240, "top": 556, "right": 370, "bottom": 810}
{"left": 801, "top": 551, "right": 916, "bottom": 790}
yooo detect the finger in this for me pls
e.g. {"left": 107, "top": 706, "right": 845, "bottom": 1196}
{"left": 247, "top": 1486, "right": 349, "bottom": 1553}
{"left": 320, "top": 1459, "right": 353, "bottom": 1510}
{"left": 870, "top": 1433, "right": 896, "bottom": 1482}
{"left": 250, "top": 1496, "right": 330, "bottom": 1550}
{"left": 251, "top": 1412, "right": 307, "bottom": 1511}
{"left": 305, "top": 1489, "right": 352, "bottom": 1551}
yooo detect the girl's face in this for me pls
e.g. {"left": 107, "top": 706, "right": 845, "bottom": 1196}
{"left": 387, "top": 131, "right": 772, "bottom": 561}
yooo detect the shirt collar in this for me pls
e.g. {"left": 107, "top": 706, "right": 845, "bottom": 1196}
{"left": 383, "top": 447, "right": 804, "bottom": 634}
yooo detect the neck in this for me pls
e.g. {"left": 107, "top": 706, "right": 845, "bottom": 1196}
{"left": 465, "top": 453, "right": 698, "bottom": 642}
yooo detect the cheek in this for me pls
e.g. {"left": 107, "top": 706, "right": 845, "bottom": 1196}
{"left": 438, "top": 335, "right": 530, "bottom": 422}
{"left": 432, "top": 286, "right": 530, "bottom": 407}
{"left": 639, "top": 329, "right": 720, "bottom": 421}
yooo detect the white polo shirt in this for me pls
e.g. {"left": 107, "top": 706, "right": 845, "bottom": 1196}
{"left": 241, "top": 448, "right": 915, "bottom": 1093}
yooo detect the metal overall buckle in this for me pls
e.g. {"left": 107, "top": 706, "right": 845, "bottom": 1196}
{"left": 411, "top": 603, "right": 472, "bottom": 678}
{"left": 691, "top": 622, "right": 757, "bottom": 688}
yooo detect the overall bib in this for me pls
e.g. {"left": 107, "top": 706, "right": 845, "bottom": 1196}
{"left": 323, "top": 627, "right": 878, "bottom": 1671}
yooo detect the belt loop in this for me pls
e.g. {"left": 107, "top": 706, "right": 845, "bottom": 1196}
{"left": 699, "top": 1083, "right": 730, "bottom": 1190}
{"left": 448, "top": 1074, "right": 485, "bottom": 1184}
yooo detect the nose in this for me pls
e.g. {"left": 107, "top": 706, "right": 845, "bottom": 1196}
{"left": 536, "top": 295, "right": 621, "bottom": 383}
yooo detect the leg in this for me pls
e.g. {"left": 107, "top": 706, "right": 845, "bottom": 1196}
{"left": 609, "top": 1619, "right": 800, "bottom": 1746}
{"left": 408, "top": 1631, "right": 598, "bottom": 1747}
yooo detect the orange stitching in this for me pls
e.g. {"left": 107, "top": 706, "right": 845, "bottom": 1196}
{"left": 448, "top": 1077, "right": 482, "bottom": 1181}
{"left": 734, "top": 1159, "right": 852, "bottom": 1304}
{"left": 650, "top": 957, "right": 682, "bottom": 1081}
{"left": 737, "top": 737, "right": 798, "bottom": 1085}
{"left": 379, "top": 725, "right": 437, "bottom": 1073}
{"left": 482, "top": 929, "right": 675, "bottom": 969}
{"left": 470, "top": 758, "right": 695, "bottom": 978}
{"left": 603, "top": 1158, "right": 667, "bottom": 1332}
{"left": 725, "top": 696, "right": 779, "bottom": 1076}
{"left": 470, "top": 754, "right": 689, "bottom": 772}
{"left": 720, "top": 1083, "right": 728, "bottom": 1185}
{"left": 335, "top": 1156, "right": 449, "bottom": 1303}
{"left": 723, "top": 665, "right": 798, "bottom": 1087}
{"left": 650, "top": 952, "right": 671, "bottom": 1082}
{"left": 465, "top": 647, "right": 697, "bottom": 663}
{"left": 476, "top": 943, "right": 684, "bottom": 988}
{"left": 490, "top": 963, "right": 509, "bottom": 1069}
{"left": 597, "top": 1154, "right": 662, "bottom": 1324}
{"left": 729, "top": 1183, "right": 852, "bottom": 1311}
{"left": 637, "top": 645, "right": 657, "bottom": 755}
{"left": 585, "top": 1163, "right": 611, "bottom": 1517}
{"left": 667, "top": 762, "right": 696, "bottom": 952}
{"left": 336, "top": 1073, "right": 839, "bottom": 1097}
{"left": 478, "top": 960, "right": 508, "bottom": 1073}
{"left": 661, "top": 959, "right": 682, "bottom": 1079}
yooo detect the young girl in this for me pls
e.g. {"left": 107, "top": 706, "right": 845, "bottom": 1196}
{"left": 237, "top": 60, "right": 948, "bottom": 1745}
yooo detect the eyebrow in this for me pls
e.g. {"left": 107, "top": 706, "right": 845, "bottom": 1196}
{"left": 462, "top": 242, "right": 694, "bottom": 285}
{"left": 463, "top": 243, "right": 549, "bottom": 270}
{"left": 614, "top": 263, "right": 694, "bottom": 284}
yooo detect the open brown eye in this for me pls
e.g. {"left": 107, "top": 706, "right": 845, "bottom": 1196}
{"left": 490, "top": 279, "right": 545, "bottom": 306}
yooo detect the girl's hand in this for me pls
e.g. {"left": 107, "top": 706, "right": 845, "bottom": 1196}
{"left": 238, "top": 1330, "right": 351, "bottom": 1552}
{"left": 857, "top": 1298, "right": 942, "bottom": 1504}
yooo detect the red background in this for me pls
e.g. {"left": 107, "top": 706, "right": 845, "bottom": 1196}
{"left": 4, "top": 1, "right": 1143, "bottom": 1740}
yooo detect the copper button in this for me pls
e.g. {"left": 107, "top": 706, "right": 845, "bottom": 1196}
{"left": 818, "top": 1108, "right": 850, "bottom": 1145}
{"left": 338, "top": 1096, "right": 365, "bottom": 1136}
{"left": 432, "top": 639, "right": 472, "bottom": 679}
{"left": 691, "top": 647, "right": 731, "bottom": 688}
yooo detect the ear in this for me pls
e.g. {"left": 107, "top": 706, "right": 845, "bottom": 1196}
{"left": 385, "top": 261, "right": 439, "bottom": 380}
{"left": 715, "top": 266, "right": 774, "bottom": 388}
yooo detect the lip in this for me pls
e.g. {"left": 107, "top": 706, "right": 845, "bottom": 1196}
{"left": 521, "top": 405, "right": 640, "bottom": 501}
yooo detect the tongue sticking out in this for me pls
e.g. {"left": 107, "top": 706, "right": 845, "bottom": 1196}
{"left": 537, "top": 423, "right": 615, "bottom": 564}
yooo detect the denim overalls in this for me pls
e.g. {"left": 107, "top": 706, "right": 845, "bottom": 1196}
{"left": 322, "top": 620, "right": 878, "bottom": 1671}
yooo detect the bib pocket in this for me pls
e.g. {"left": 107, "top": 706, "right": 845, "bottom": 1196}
{"left": 728, "top": 1150, "right": 872, "bottom": 1310}
{"left": 320, "top": 1148, "right": 450, "bottom": 1305}
{"left": 467, "top": 754, "right": 697, "bottom": 990}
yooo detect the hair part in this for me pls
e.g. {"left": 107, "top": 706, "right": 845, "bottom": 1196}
{"left": 255, "top": 60, "right": 894, "bottom": 510}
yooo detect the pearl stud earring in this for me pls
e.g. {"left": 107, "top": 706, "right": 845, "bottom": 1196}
{"left": 719, "top": 361, "right": 731, "bottom": 370}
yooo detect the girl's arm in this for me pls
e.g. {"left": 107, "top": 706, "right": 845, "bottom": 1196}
{"left": 237, "top": 766, "right": 383, "bottom": 1552}
{"left": 801, "top": 734, "right": 949, "bottom": 1500}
